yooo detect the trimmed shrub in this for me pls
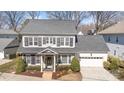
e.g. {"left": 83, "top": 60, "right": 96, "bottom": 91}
{"left": 16, "top": 57, "right": 27, "bottom": 73}
{"left": 70, "top": 57, "right": 80, "bottom": 72}
{"left": 26, "top": 66, "right": 41, "bottom": 71}
{"left": 56, "top": 65, "right": 70, "bottom": 72}
{"left": 103, "top": 61, "right": 110, "bottom": 70}
{"left": 109, "top": 56, "right": 120, "bottom": 70}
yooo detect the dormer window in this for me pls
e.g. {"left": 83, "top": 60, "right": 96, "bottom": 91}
{"left": 23, "top": 36, "right": 75, "bottom": 47}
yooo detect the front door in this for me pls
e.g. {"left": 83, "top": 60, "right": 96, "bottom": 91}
{"left": 45, "top": 56, "right": 53, "bottom": 69}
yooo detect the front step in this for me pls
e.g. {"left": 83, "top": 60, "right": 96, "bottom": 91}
{"left": 42, "top": 71, "right": 53, "bottom": 80}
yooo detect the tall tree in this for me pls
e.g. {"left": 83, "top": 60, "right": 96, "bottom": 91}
{"left": 90, "top": 11, "right": 119, "bottom": 32}
{"left": 47, "top": 11, "right": 89, "bottom": 29}
{"left": 4, "top": 11, "right": 26, "bottom": 32}
{"left": 27, "top": 11, "right": 40, "bottom": 19}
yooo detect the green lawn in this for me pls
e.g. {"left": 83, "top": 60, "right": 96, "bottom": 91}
{"left": 0, "top": 59, "right": 16, "bottom": 73}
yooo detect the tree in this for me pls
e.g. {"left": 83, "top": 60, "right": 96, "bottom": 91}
{"left": 4, "top": 11, "right": 26, "bottom": 32}
{"left": 47, "top": 11, "right": 89, "bottom": 29}
{"left": 27, "top": 11, "right": 40, "bottom": 19}
{"left": 0, "top": 12, "right": 8, "bottom": 29}
{"left": 89, "top": 11, "right": 120, "bottom": 32}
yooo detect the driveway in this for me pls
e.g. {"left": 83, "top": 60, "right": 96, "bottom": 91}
{"left": 81, "top": 67, "right": 119, "bottom": 81}
{"left": 0, "top": 73, "right": 49, "bottom": 81}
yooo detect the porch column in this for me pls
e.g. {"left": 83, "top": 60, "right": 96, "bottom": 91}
{"left": 41, "top": 56, "right": 43, "bottom": 72}
{"left": 53, "top": 55, "right": 56, "bottom": 72}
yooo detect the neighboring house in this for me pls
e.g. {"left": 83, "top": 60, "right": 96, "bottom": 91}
{"left": 98, "top": 21, "right": 124, "bottom": 59}
{"left": 17, "top": 19, "right": 109, "bottom": 72}
{"left": 0, "top": 29, "right": 18, "bottom": 59}
{"left": 0, "top": 29, "right": 17, "bottom": 38}
{"left": 0, "top": 38, "right": 14, "bottom": 59}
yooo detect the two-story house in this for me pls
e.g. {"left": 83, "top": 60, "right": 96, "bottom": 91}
{"left": 98, "top": 21, "right": 124, "bottom": 59}
{"left": 17, "top": 19, "right": 109, "bottom": 72}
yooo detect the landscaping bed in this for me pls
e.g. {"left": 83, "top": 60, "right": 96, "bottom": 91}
{"left": 58, "top": 72, "right": 82, "bottom": 81}
{"left": 19, "top": 70, "right": 43, "bottom": 78}
{"left": 103, "top": 55, "right": 124, "bottom": 80}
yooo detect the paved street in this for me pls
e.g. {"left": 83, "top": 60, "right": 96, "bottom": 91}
{"left": 81, "top": 67, "right": 119, "bottom": 81}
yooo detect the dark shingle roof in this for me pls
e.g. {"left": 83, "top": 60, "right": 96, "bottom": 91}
{"left": 17, "top": 35, "right": 109, "bottom": 54}
{"left": 20, "top": 19, "right": 77, "bottom": 35}
{"left": 0, "top": 38, "right": 14, "bottom": 52}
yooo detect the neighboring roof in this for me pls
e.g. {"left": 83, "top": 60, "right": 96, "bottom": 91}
{"left": 4, "top": 38, "right": 20, "bottom": 54}
{"left": 20, "top": 19, "right": 77, "bottom": 35}
{"left": 0, "top": 38, "right": 14, "bottom": 52}
{"left": 98, "top": 21, "right": 124, "bottom": 34}
{"left": 0, "top": 29, "right": 18, "bottom": 35}
{"left": 17, "top": 35, "right": 109, "bottom": 54}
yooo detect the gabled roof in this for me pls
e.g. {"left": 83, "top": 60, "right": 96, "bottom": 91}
{"left": 98, "top": 21, "right": 124, "bottom": 34}
{"left": 0, "top": 38, "right": 14, "bottom": 52}
{"left": 20, "top": 19, "right": 77, "bottom": 35}
{"left": 0, "top": 29, "right": 18, "bottom": 35}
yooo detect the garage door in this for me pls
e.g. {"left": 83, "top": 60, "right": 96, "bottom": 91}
{"left": 79, "top": 53, "right": 107, "bottom": 67}
{"left": 0, "top": 51, "right": 4, "bottom": 59}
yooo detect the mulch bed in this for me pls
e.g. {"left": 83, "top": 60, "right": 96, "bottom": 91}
{"left": 19, "top": 70, "right": 43, "bottom": 78}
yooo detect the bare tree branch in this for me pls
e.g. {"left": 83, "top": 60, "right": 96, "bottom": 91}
{"left": 27, "top": 11, "right": 40, "bottom": 19}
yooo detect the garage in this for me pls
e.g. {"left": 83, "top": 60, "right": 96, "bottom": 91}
{"left": 79, "top": 53, "right": 108, "bottom": 67}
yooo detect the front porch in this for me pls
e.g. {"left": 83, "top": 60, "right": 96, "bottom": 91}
{"left": 23, "top": 48, "right": 75, "bottom": 72}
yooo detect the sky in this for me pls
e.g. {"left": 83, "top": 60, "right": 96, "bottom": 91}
{"left": 39, "top": 11, "right": 93, "bottom": 24}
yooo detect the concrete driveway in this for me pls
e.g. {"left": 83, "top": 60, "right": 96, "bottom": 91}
{"left": 81, "top": 67, "right": 119, "bottom": 81}
{"left": 0, "top": 73, "right": 49, "bottom": 81}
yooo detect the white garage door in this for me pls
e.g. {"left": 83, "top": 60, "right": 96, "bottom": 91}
{"left": 79, "top": 53, "right": 108, "bottom": 67}
{"left": 0, "top": 51, "right": 4, "bottom": 59}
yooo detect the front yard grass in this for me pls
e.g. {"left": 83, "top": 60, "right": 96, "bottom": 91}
{"left": 0, "top": 58, "right": 16, "bottom": 73}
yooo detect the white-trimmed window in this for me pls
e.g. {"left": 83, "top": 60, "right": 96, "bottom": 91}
{"left": 70, "top": 37, "right": 73, "bottom": 47}
{"left": 24, "top": 37, "right": 28, "bottom": 46}
{"left": 65, "top": 37, "right": 70, "bottom": 46}
{"left": 61, "top": 55, "right": 67, "bottom": 64}
{"left": 29, "top": 37, "right": 33, "bottom": 46}
{"left": 60, "top": 37, "right": 64, "bottom": 46}
{"left": 34, "top": 37, "right": 38, "bottom": 45}
{"left": 35, "top": 56, "right": 41, "bottom": 64}
{"left": 26, "top": 56, "right": 31, "bottom": 64}
{"left": 57, "top": 37, "right": 60, "bottom": 46}
{"left": 38, "top": 37, "right": 42, "bottom": 46}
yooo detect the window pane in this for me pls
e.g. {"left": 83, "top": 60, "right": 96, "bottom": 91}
{"left": 25, "top": 37, "right": 28, "bottom": 46}
{"left": 36, "top": 56, "right": 41, "bottom": 64}
{"left": 34, "top": 37, "right": 38, "bottom": 45}
{"left": 43, "top": 37, "right": 46, "bottom": 44}
{"left": 61, "top": 55, "right": 67, "bottom": 63}
{"left": 38, "top": 37, "right": 42, "bottom": 46}
{"left": 60, "top": 37, "right": 64, "bottom": 46}
{"left": 29, "top": 37, "right": 33, "bottom": 45}
{"left": 50, "top": 37, "right": 53, "bottom": 44}
{"left": 46, "top": 37, "right": 49, "bottom": 44}
{"left": 53, "top": 37, "right": 56, "bottom": 44}
{"left": 70, "top": 38, "right": 73, "bottom": 46}
{"left": 57, "top": 38, "right": 60, "bottom": 46}
{"left": 26, "top": 56, "right": 31, "bottom": 64}
{"left": 65, "top": 37, "right": 70, "bottom": 46}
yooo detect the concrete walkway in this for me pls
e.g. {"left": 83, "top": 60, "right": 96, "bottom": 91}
{"left": 0, "top": 73, "right": 48, "bottom": 81}
{"left": 81, "top": 67, "right": 119, "bottom": 81}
